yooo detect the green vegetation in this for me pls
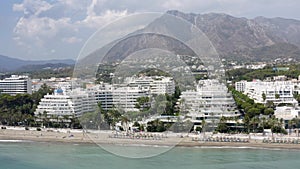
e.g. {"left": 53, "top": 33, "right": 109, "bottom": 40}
{"left": 0, "top": 93, "right": 35, "bottom": 126}
{"left": 0, "top": 84, "right": 53, "bottom": 126}
{"left": 138, "top": 68, "right": 171, "bottom": 77}
{"left": 294, "top": 93, "right": 300, "bottom": 106}
{"left": 222, "top": 63, "right": 300, "bottom": 135}
{"left": 146, "top": 119, "right": 167, "bottom": 132}
{"left": 226, "top": 64, "right": 300, "bottom": 82}
{"left": 0, "top": 84, "right": 81, "bottom": 128}
{"left": 135, "top": 96, "right": 150, "bottom": 111}
{"left": 96, "top": 64, "right": 116, "bottom": 83}
{"left": 215, "top": 86, "right": 288, "bottom": 134}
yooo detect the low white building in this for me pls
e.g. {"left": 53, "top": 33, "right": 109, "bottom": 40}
{"left": 235, "top": 80, "right": 298, "bottom": 105}
{"left": 275, "top": 106, "right": 300, "bottom": 120}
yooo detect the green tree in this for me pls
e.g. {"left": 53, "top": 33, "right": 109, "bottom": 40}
{"left": 275, "top": 93, "right": 280, "bottom": 99}
{"left": 216, "top": 117, "right": 228, "bottom": 133}
{"left": 262, "top": 92, "right": 266, "bottom": 102}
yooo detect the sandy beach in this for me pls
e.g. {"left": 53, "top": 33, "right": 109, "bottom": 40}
{"left": 1, "top": 126, "right": 300, "bottom": 150}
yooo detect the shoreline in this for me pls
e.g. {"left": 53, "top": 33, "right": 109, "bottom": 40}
{"left": 1, "top": 127, "right": 300, "bottom": 150}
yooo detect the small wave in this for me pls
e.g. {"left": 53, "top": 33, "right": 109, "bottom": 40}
{"left": 192, "top": 145, "right": 297, "bottom": 151}
{"left": 101, "top": 143, "right": 172, "bottom": 148}
{"left": 0, "top": 140, "right": 32, "bottom": 143}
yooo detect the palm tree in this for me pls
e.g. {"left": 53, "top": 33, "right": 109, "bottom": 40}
{"left": 275, "top": 93, "right": 280, "bottom": 100}
{"left": 243, "top": 116, "right": 250, "bottom": 133}
{"left": 279, "top": 118, "right": 284, "bottom": 135}
{"left": 261, "top": 117, "right": 266, "bottom": 135}
{"left": 38, "top": 112, "right": 42, "bottom": 126}
{"left": 120, "top": 116, "right": 130, "bottom": 133}
{"left": 235, "top": 116, "right": 240, "bottom": 133}
{"left": 262, "top": 93, "right": 266, "bottom": 102}
{"left": 201, "top": 118, "right": 206, "bottom": 136}
{"left": 63, "top": 115, "right": 70, "bottom": 128}
{"left": 179, "top": 98, "right": 186, "bottom": 114}
{"left": 269, "top": 117, "right": 278, "bottom": 139}
{"left": 42, "top": 111, "right": 48, "bottom": 128}
{"left": 250, "top": 117, "right": 260, "bottom": 133}
{"left": 288, "top": 120, "right": 293, "bottom": 135}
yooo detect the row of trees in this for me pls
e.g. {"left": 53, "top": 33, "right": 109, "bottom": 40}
{"left": 215, "top": 87, "right": 289, "bottom": 134}
{"left": 0, "top": 84, "right": 53, "bottom": 127}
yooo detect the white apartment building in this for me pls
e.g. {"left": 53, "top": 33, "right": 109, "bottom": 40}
{"left": 235, "top": 80, "right": 247, "bottom": 92}
{"left": 0, "top": 75, "right": 32, "bottom": 95}
{"left": 35, "top": 76, "right": 176, "bottom": 120}
{"left": 87, "top": 83, "right": 150, "bottom": 112}
{"left": 235, "top": 80, "right": 298, "bottom": 105}
{"left": 125, "top": 76, "right": 175, "bottom": 95}
{"left": 180, "top": 79, "right": 239, "bottom": 130}
{"left": 87, "top": 83, "right": 114, "bottom": 110}
{"left": 275, "top": 106, "right": 300, "bottom": 120}
{"left": 112, "top": 86, "right": 150, "bottom": 112}
{"left": 35, "top": 88, "right": 96, "bottom": 118}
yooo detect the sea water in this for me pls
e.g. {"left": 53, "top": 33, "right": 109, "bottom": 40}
{"left": 0, "top": 141, "right": 300, "bottom": 169}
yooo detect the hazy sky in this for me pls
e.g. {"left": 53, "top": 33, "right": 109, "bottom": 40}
{"left": 1, "top": 0, "right": 300, "bottom": 61}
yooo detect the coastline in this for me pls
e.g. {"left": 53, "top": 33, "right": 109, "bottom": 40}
{"left": 1, "top": 126, "right": 300, "bottom": 150}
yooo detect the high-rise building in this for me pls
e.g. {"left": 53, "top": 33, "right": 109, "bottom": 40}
{"left": 180, "top": 79, "right": 239, "bottom": 130}
{"left": 125, "top": 76, "right": 175, "bottom": 95}
{"left": 0, "top": 75, "right": 32, "bottom": 95}
{"left": 35, "top": 88, "right": 96, "bottom": 118}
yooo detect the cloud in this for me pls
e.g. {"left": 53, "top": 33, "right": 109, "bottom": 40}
{"left": 62, "top": 36, "right": 82, "bottom": 44}
{"left": 13, "top": 16, "right": 72, "bottom": 46}
{"left": 162, "top": 0, "right": 183, "bottom": 9}
{"left": 78, "top": 9, "right": 128, "bottom": 29}
{"left": 13, "top": 0, "right": 130, "bottom": 47}
{"left": 13, "top": 0, "right": 53, "bottom": 16}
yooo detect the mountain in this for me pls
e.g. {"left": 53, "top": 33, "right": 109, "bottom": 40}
{"left": 0, "top": 55, "right": 75, "bottom": 72}
{"left": 167, "top": 10, "right": 300, "bottom": 61}
{"left": 78, "top": 11, "right": 300, "bottom": 65}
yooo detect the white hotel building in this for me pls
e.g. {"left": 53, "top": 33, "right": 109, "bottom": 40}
{"left": 125, "top": 76, "right": 175, "bottom": 95}
{"left": 0, "top": 75, "right": 32, "bottom": 95}
{"left": 88, "top": 83, "right": 150, "bottom": 112}
{"left": 235, "top": 79, "right": 300, "bottom": 121}
{"left": 235, "top": 80, "right": 298, "bottom": 105}
{"left": 180, "top": 79, "right": 239, "bottom": 130}
{"left": 35, "top": 88, "right": 96, "bottom": 118}
{"left": 35, "top": 76, "right": 175, "bottom": 118}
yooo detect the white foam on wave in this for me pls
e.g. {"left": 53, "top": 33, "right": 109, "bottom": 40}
{"left": 191, "top": 145, "right": 298, "bottom": 151}
{"left": 0, "top": 140, "right": 32, "bottom": 143}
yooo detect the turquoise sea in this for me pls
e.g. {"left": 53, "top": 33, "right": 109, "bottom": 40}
{"left": 1, "top": 141, "right": 300, "bottom": 169}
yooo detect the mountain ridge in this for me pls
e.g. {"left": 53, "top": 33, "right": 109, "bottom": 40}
{"left": 0, "top": 55, "right": 75, "bottom": 72}
{"left": 167, "top": 10, "right": 300, "bottom": 61}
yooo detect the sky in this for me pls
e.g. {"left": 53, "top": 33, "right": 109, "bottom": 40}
{"left": 0, "top": 0, "right": 300, "bottom": 61}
